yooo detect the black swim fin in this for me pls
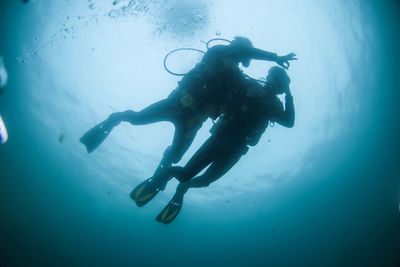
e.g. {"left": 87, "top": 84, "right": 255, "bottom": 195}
{"left": 156, "top": 195, "right": 183, "bottom": 224}
{"left": 130, "top": 178, "right": 162, "bottom": 207}
{"left": 80, "top": 118, "right": 116, "bottom": 153}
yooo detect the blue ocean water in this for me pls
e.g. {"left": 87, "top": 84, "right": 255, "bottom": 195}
{"left": 0, "top": 0, "right": 399, "bottom": 265}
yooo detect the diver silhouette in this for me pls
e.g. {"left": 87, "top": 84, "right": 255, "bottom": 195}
{"left": 80, "top": 37, "right": 296, "bottom": 206}
{"left": 155, "top": 66, "right": 295, "bottom": 224}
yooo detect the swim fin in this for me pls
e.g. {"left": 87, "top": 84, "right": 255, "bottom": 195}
{"left": 156, "top": 194, "right": 184, "bottom": 224}
{"left": 130, "top": 178, "right": 162, "bottom": 207}
{"left": 80, "top": 118, "right": 116, "bottom": 153}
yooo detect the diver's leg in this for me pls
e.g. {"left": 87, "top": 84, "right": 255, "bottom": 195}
{"left": 177, "top": 149, "right": 243, "bottom": 195}
{"left": 131, "top": 119, "right": 203, "bottom": 206}
{"left": 168, "top": 137, "right": 219, "bottom": 183}
{"left": 156, "top": 151, "right": 244, "bottom": 223}
{"left": 112, "top": 98, "right": 175, "bottom": 125}
{"left": 162, "top": 125, "right": 199, "bottom": 165}
{"left": 151, "top": 124, "right": 202, "bottom": 189}
{"left": 81, "top": 98, "right": 175, "bottom": 153}
{"left": 155, "top": 137, "right": 220, "bottom": 224}
{"left": 131, "top": 121, "right": 201, "bottom": 206}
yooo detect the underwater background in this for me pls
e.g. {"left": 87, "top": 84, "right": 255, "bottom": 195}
{"left": 0, "top": 0, "right": 399, "bottom": 266}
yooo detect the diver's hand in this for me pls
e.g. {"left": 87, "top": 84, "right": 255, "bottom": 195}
{"left": 276, "top": 53, "right": 297, "bottom": 70}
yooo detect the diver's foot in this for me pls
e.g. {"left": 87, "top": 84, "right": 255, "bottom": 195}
{"left": 158, "top": 175, "right": 173, "bottom": 191}
{"left": 107, "top": 112, "right": 123, "bottom": 127}
{"left": 176, "top": 182, "right": 189, "bottom": 196}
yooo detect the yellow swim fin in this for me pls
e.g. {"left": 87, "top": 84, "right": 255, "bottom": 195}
{"left": 156, "top": 199, "right": 183, "bottom": 224}
{"left": 130, "top": 178, "right": 161, "bottom": 207}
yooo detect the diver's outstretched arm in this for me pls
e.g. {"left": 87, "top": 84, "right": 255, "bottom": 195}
{"left": 249, "top": 48, "right": 297, "bottom": 69}
{"left": 249, "top": 47, "right": 278, "bottom": 61}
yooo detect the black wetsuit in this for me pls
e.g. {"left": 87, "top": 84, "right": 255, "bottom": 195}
{"left": 119, "top": 44, "right": 279, "bottom": 182}
{"left": 169, "top": 78, "right": 295, "bottom": 190}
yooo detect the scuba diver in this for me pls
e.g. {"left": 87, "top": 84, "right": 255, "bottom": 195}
{"left": 80, "top": 37, "right": 297, "bottom": 206}
{"left": 156, "top": 66, "right": 295, "bottom": 224}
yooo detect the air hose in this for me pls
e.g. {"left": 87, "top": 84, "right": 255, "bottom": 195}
{"left": 205, "top": 38, "right": 231, "bottom": 50}
{"left": 163, "top": 48, "right": 205, "bottom": 76}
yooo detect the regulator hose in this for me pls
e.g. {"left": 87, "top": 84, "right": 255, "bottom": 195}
{"left": 163, "top": 48, "right": 205, "bottom": 76}
{"left": 205, "top": 38, "right": 232, "bottom": 50}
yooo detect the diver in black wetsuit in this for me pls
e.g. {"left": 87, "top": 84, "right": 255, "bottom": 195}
{"left": 80, "top": 37, "right": 296, "bottom": 206}
{"left": 156, "top": 66, "right": 295, "bottom": 224}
